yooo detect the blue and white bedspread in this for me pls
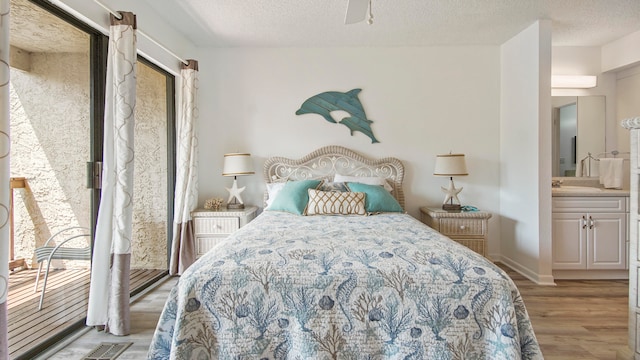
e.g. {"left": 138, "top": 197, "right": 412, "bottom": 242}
{"left": 148, "top": 211, "right": 542, "bottom": 359}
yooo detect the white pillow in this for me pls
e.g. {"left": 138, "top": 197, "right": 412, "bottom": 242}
{"left": 333, "top": 174, "right": 393, "bottom": 192}
{"left": 265, "top": 182, "right": 286, "bottom": 209}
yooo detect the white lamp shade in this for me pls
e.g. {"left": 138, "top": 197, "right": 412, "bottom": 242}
{"left": 222, "top": 153, "right": 255, "bottom": 176}
{"left": 434, "top": 154, "right": 468, "bottom": 176}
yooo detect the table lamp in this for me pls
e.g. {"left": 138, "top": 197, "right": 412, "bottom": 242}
{"left": 222, "top": 153, "right": 255, "bottom": 209}
{"left": 433, "top": 153, "right": 468, "bottom": 211}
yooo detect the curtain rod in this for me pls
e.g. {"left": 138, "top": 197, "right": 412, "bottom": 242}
{"left": 92, "top": 0, "right": 189, "bottom": 66}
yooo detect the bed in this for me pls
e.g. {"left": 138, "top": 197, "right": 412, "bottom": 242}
{"left": 148, "top": 146, "right": 542, "bottom": 360}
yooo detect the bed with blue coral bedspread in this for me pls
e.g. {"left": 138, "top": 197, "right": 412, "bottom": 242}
{"left": 148, "top": 211, "right": 542, "bottom": 359}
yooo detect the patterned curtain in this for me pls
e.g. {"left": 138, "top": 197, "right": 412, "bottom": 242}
{"left": 169, "top": 60, "right": 199, "bottom": 275}
{"left": 86, "top": 12, "right": 137, "bottom": 336}
{"left": 0, "top": 1, "right": 10, "bottom": 356}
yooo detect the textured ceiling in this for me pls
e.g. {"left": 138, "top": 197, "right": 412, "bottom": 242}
{"left": 10, "top": 0, "right": 89, "bottom": 53}
{"left": 142, "top": 0, "right": 640, "bottom": 47}
{"left": 8, "top": 0, "right": 640, "bottom": 53}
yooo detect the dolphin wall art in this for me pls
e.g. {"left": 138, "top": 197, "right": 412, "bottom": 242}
{"left": 295, "top": 88, "right": 380, "bottom": 143}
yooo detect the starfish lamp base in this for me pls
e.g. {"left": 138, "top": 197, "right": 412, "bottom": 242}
{"left": 441, "top": 176, "right": 463, "bottom": 212}
{"left": 225, "top": 176, "right": 246, "bottom": 209}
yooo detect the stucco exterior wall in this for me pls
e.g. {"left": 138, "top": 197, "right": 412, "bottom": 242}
{"left": 132, "top": 61, "right": 168, "bottom": 269}
{"left": 10, "top": 55, "right": 168, "bottom": 270}
{"left": 10, "top": 51, "right": 91, "bottom": 268}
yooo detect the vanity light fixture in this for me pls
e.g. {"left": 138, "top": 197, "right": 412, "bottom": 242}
{"left": 433, "top": 153, "right": 468, "bottom": 211}
{"left": 222, "top": 153, "right": 255, "bottom": 209}
{"left": 551, "top": 75, "right": 597, "bottom": 89}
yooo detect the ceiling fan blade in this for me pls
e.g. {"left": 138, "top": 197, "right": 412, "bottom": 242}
{"left": 344, "top": 0, "right": 368, "bottom": 24}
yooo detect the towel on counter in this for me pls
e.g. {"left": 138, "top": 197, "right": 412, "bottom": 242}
{"left": 599, "top": 158, "right": 624, "bottom": 189}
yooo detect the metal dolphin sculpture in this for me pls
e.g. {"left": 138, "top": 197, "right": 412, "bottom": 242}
{"left": 295, "top": 88, "right": 380, "bottom": 143}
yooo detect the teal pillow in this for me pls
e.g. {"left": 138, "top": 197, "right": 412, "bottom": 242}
{"left": 346, "top": 182, "right": 404, "bottom": 213}
{"left": 268, "top": 179, "right": 322, "bottom": 215}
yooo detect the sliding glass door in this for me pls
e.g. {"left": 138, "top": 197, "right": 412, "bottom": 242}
{"left": 130, "top": 58, "right": 175, "bottom": 294}
{"left": 8, "top": 0, "right": 95, "bottom": 357}
{"left": 8, "top": 0, "right": 175, "bottom": 358}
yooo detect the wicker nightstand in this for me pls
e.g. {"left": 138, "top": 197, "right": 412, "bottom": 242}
{"left": 191, "top": 206, "right": 258, "bottom": 258}
{"left": 419, "top": 207, "right": 492, "bottom": 257}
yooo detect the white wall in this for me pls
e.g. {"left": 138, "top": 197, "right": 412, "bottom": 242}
{"left": 601, "top": 28, "right": 640, "bottom": 161}
{"left": 602, "top": 30, "right": 640, "bottom": 73}
{"left": 196, "top": 46, "right": 504, "bottom": 254}
{"left": 499, "top": 20, "right": 554, "bottom": 285}
{"left": 616, "top": 65, "right": 640, "bottom": 154}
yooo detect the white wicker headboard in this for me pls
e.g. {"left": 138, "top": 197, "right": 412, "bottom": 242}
{"left": 263, "top": 145, "right": 405, "bottom": 209}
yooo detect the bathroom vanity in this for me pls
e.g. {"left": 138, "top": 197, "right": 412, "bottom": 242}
{"left": 552, "top": 184, "right": 629, "bottom": 279}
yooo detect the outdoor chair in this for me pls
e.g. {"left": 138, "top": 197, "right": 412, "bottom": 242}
{"left": 33, "top": 226, "right": 91, "bottom": 310}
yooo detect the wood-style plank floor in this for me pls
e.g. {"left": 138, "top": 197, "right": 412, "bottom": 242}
{"left": 37, "top": 275, "right": 178, "bottom": 360}
{"left": 501, "top": 265, "right": 629, "bottom": 359}
{"left": 8, "top": 268, "right": 165, "bottom": 359}
{"left": 40, "top": 264, "right": 630, "bottom": 359}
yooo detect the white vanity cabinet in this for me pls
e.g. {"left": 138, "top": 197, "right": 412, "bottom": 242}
{"left": 552, "top": 196, "right": 628, "bottom": 274}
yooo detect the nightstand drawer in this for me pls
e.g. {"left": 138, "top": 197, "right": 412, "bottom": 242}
{"left": 454, "top": 238, "right": 485, "bottom": 256}
{"left": 193, "top": 217, "right": 240, "bottom": 235}
{"left": 196, "top": 236, "right": 227, "bottom": 256}
{"left": 439, "top": 219, "right": 485, "bottom": 236}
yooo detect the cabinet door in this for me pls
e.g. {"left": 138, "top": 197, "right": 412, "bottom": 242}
{"left": 552, "top": 213, "right": 587, "bottom": 269}
{"left": 588, "top": 212, "right": 626, "bottom": 270}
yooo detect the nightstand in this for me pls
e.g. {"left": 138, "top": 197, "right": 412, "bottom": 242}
{"left": 419, "top": 207, "right": 492, "bottom": 257}
{"left": 191, "top": 206, "right": 258, "bottom": 258}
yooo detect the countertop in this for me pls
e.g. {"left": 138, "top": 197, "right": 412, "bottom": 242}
{"left": 552, "top": 186, "right": 629, "bottom": 197}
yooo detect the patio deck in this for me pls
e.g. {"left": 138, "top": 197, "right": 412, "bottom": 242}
{"left": 7, "top": 267, "right": 166, "bottom": 358}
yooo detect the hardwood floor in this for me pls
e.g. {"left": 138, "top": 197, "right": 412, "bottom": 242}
{"left": 36, "top": 275, "right": 178, "bottom": 360}
{"left": 8, "top": 268, "right": 166, "bottom": 359}
{"left": 501, "top": 265, "right": 629, "bottom": 359}
{"left": 39, "top": 265, "right": 629, "bottom": 359}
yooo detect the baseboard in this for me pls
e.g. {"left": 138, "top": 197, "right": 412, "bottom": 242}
{"left": 496, "top": 254, "right": 556, "bottom": 286}
{"left": 553, "top": 269, "right": 629, "bottom": 280}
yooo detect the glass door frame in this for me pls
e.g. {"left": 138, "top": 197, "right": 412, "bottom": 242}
{"left": 15, "top": 2, "right": 107, "bottom": 359}
{"left": 16, "top": 1, "right": 176, "bottom": 358}
{"left": 131, "top": 56, "right": 176, "bottom": 296}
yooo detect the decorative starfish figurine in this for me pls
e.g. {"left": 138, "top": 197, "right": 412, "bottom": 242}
{"left": 226, "top": 178, "right": 246, "bottom": 205}
{"left": 441, "top": 177, "right": 463, "bottom": 206}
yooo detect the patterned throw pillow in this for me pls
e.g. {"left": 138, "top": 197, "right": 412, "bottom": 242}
{"left": 305, "top": 189, "right": 366, "bottom": 216}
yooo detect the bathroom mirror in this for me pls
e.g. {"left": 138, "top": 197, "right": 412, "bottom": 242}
{"left": 552, "top": 95, "right": 605, "bottom": 177}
